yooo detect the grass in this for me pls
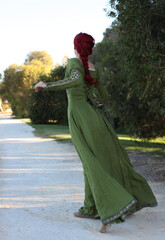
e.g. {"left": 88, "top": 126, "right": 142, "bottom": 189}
{"left": 23, "top": 119, "right": 71, "bottom": 141}
{"left": 118, "top": 135, "right": 165, "bottom": 158}
{"left": 22, "top": 119, "right": 165, "bottom": 158}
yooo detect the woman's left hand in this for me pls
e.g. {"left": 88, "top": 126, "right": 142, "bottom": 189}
{"left": 34, "top": 81, "right": 47, "bottom": 93}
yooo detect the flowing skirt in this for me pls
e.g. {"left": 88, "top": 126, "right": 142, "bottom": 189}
{"left": 68, "top": 99, "right": 157, "bottom": 224}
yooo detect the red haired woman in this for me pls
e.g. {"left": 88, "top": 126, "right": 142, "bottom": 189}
{"left": 34, "top": 33, "right": 157, "bottom": 233}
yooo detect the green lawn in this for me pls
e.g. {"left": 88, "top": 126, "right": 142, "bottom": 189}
{"left": 25, "top": 120, "right": 71, "bottom": 141}
{"left": 23, "top": 119, "right": 165, "bottom": 158}
{"left": 118, "top": 135, "right": 165, "bottom": 158}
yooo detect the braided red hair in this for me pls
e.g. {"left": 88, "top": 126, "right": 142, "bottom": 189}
{"left": 74, "top": 32, "right": 97, "bottom": 85}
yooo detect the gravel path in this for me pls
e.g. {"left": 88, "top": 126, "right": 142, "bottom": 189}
{"left": 0, "top": 114, "right": 165, "bottom": 240}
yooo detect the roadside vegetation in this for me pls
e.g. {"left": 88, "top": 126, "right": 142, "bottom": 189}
{"left": 23, "top": 119, "right": 165, "bottom": 159}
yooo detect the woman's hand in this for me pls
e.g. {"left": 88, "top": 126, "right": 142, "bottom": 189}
{"left": 34, "top": 81, "right": 47, "bottom": 93}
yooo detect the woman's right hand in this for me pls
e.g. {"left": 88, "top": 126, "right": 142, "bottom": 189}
{"left": 33, "top": 81, "right": 47, "bottom": 93}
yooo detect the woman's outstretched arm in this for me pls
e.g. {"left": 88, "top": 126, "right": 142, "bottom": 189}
{"left": 34, "top": 69, "right": 83, "bottom": 92}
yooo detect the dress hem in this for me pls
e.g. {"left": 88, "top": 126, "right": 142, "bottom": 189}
{"left": 78, "top": 200, "right": 158, "bottom": 224}
{"left": 102, "top": 199, "right": 137, "bottom": 224}
{"left": 78, "top": 210, "right": 100, "bottom": 219}
{"left": 126, "top": 202, "right": 158, "bottom": 217}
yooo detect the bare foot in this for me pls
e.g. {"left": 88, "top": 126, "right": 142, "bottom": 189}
{"left": 74, "top": 212, "right": 88, "bottom": 218}
{"left": 99, "top": 224, "right": 111, "bottom": 233}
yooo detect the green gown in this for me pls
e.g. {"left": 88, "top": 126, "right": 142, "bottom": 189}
{"left": 45, "top": 58, "right": 157, "bottom": 224}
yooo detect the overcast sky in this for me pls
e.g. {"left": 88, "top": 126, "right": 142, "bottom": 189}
{"left": 0, "top": 0, "right": 113, "bottom": 75}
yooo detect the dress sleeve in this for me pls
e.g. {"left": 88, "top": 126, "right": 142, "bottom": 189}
{"left": 95, "top": 67, "right": 109, "bottom": 100}
{"left": 44, "top": 58, "right": 83, "bottom": 91}
{"left": 45, "top": 69, "right": 82, "bottom": 91}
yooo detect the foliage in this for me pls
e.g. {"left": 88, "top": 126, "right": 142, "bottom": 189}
{"left": 28, "top": 65, "right": 68, "bottom": 124}
{"left": 94, "top": 0, "right": 165, "bottom": 139}
{"left": 25, "top": 50, "right": 53, "bottom": 66}
{"left": 1, "top": 64, "right": 26, "bottom": 117}
{"left": 0, "top": 50, "right": 68, "bottom": 124}
{"left": 1, "top": 52, "right": 52, "bottom": 117}
{"left": 90, "top": 28, "right": 121, "bottom": 123}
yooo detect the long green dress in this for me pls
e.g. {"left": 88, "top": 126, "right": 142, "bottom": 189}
{"left": 45, "top": 58, "right": 157, "bottom": 224}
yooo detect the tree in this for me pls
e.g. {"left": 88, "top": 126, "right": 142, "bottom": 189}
{"left": 25, "top": 51, "right": 53, "bottom": 66}
{"left": 1, "top": 52, "right": 53, "bottom": 117}
{"left": 1, "top": 64, "right": 25, "bottom": 116}
{"left": 90, "top": 28, "right": 121, "bottom": 126}
{"left": 62, "top": 56, "right": 69, "bottom": 67}
{"left": 100, "top": 0, "right": 165, "bottom": 139}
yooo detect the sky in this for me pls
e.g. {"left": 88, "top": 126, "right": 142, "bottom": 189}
{"left": 0, "top": 0, "right": 113, "bottom": 76}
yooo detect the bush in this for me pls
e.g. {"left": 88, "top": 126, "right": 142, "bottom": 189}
{"left": 28, "top": 66, "right": 68, "bottom": 124}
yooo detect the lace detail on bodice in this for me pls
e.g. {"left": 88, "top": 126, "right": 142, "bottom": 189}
{"left": 45, "top": 70, "right": 80, "bottom": 88}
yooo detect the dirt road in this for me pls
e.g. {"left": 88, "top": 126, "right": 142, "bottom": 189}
{"left": 0, "top": 114, "right": 164, "bottom": 240}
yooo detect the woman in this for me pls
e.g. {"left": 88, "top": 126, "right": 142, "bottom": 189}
{"left": 34, "top": 32, "right": 157, "bottom": 233}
